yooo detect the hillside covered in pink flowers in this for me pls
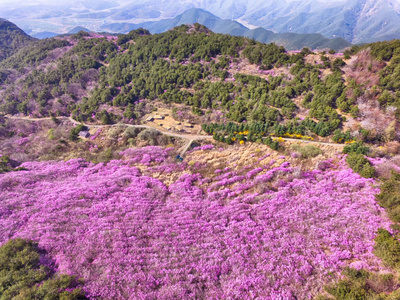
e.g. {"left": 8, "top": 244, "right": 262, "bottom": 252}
{"left": 0, "top": 146, "right": 392, "bottom": 299}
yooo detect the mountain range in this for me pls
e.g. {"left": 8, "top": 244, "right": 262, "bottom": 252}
{"left": 0, "top": 10, "right": 350, "bottom": 51}
{"left": 236, "top": 0, "right": 400, "bottom": 44}
{"left": 101, "top": 8, "right": 351, "bottom": 50}
{"left": 1, "top": 0, "right": 400, "bottom": 44}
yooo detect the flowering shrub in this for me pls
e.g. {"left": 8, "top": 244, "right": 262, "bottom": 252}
{"left": 15, "top": 137, "right": 30, "bottom": 145}
{"left": 90, "top": 128, "right": 102, "bottom": 140}
{"left": 283, "top": 133, "right": 313, "bottom": 140}
{"left": 191, "top": 144, "right": 214, "bottom": 151}
{"left": 0, "top": 147, "right": 390, "bottom": 299}
{"left": 119, "top": 146, "right": 169, "bottom": 165}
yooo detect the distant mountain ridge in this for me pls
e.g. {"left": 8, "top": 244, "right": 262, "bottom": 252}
{"left": 0, "top": 18, "right": 35, "bottom": 61}
{"left": 31, "top": 31, "right": 59, "bottom": 39}
{"left": 235, "top": 0, "right": 400, "bottom": 44}
{"left": 0, "top": 13, "right": 350, "bottom": 52}
{"left": 2, "top": 0, "right": 400, "bottom": 44}
{"left": 101, "top": 8, "right": 351, "bottom": 51}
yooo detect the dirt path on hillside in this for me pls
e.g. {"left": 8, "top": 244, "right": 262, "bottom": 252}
{"left": 4, "top": 116, "right": 346, "bottom": 154}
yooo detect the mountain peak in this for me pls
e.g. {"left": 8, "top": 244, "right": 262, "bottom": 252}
{"left": 67, "top": 26, "right": 91, "bottom": 34}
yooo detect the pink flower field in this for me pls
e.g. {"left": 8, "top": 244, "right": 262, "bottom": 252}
{"left": 0, "top": 146, "right": 390, "bottom": 299}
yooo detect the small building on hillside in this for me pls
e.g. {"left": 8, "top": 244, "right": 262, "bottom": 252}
{"left": 154, "top": 115, "right": 164, "bottom": 120}
{"left": 79, "top": 131, "right": 90, "bottom": 138}
{"left": 146, "top": 116, "right": 154, "bottom": 122}
{"left": 183, "top": 123, "right": 194, "bottom": 128}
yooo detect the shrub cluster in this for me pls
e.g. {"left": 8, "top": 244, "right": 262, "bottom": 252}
{"left": 0, "top": 238, "right": 87, "bottom": 299}
{"left": 321, "top": 267, "right": 400, "bottom": 300}
{"left": 343, "top": 142, "right": 370, "bottom": 155}
{"left": 376, "top": 173, "right": 400, "bottom": 224}
{"left": 374, "top": 229, "right": 400, "bottom": 271}
{"left": 290, "top": 144, "right": 322, "bottom": 158}
{"left": 0, "top": 155, "right": 26, "bottom": 173}
{"left": 345, "top": 153, "right": 375, "bottom": 178}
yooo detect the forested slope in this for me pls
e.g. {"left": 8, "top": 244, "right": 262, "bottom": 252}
{"left": 0, "top": 18, "right": 35, "bottom": 61}
{"left": 1, "top": 23, "right": 399, "bottom": 146}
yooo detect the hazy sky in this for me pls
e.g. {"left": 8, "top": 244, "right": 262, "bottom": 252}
{"left": 0, "top": 0, "right": 72, "bottom": 4}
{"left": 0, "top": 0, "right": 349, "bottom": 5}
